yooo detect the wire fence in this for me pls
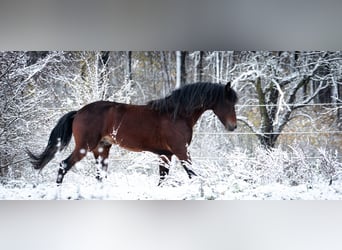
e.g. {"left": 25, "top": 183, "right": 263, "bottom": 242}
{"left": 236, "top": 103, "right": 341, "bottom": 107}
{"left": 30, "top": 102, "right": 342, "bottom": 164}
{"left": 194, "top": 131, "right": 342, "bottom": 135}
{"left": 192, "top": 100, "right": 342, "bottom": 160}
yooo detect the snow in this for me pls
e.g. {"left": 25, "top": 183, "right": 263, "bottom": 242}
{"left": 1, "top": 172, "right": 342, "bottom": 200}
{"left": 2, "top": 148, "right": 342, "bottom": 200}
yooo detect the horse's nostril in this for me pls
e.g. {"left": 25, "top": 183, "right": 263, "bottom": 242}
{"left": 227, "top": 124, "right": 236, "bottom": 131}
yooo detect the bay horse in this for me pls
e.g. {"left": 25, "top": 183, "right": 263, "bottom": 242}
{"left": 27, "top": 82, "right": 238, "bottom": 185}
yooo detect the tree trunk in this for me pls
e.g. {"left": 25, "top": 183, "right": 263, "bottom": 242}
{"left": 216, "top": 51, "right": 220, "bottom": 81}
{"left": 176, "top": 51, "right": 187, "bottom": 88}
{"left": 338, "top": 80, "right": 342, "bottom": 130}
{"left": 198, "top": 51, "right": 204, "bottom": 82}
{"left": 161, "top": 52, "right": 171, "bottom": 95}
{"left": 195, "top": 51, "right": 204, "bottom": 82}
{"left": 127, "top": 51, "right": 132, "bottom": 81}
{"left": 255, "top": 77, "right": 276, "bottom": 148}
{"left": 99, "top": 51, "right": 110, "bottom": 99}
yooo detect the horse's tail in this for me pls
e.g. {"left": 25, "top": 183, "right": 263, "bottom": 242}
{"left": 26, "top": 111, "right": 77, "bottom": 170}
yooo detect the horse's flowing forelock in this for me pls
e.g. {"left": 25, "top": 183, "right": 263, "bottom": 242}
{"left": 147, "top": 82, "right": 237, "bottom": 119}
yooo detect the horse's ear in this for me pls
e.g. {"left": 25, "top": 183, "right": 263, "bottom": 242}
{"left": 225, "top": 82, "right": 231, "bottom": 92}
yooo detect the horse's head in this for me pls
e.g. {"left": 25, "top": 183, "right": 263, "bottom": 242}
{"left": 213, "top": 82, "right": 238, "bottom": 131}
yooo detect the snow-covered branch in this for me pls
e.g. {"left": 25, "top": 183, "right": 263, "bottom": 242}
{"left": 237, "top": 116, "right": 263, "bottom": 137}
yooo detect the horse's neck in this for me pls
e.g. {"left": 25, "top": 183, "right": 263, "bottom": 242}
{"left": 186, "top": 108, "right": 207, "bottom": 128}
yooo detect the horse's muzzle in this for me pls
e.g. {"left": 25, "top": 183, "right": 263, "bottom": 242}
{"left": 227, "top": 124, "right": 237, "bottom": 131}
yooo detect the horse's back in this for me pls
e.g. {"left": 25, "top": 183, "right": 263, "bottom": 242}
{"left": 76, "top": 101, "right": 116, "bottom": 114}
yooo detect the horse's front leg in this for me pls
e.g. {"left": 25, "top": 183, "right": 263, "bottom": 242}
{"left": 158, "top": 154, "right": 172, "bottom": 186}
{"left": 173, "top": 148, "right": 197, "bottom": 179}
{"left": 181, "top": 159, "right": 197, "bottom": 179}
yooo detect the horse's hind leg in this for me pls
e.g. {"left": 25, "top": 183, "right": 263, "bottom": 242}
{"left": 93, "top": 143, "right": 112, "bottom": 181}
{"left": 56, "top": 149, "right": 86, "bottom": 185}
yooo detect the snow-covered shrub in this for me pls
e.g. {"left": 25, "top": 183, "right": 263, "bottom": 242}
{"left": 317, "top": 148, "right": 342, "bottom": 185}
{"left": 217, "top": 145, "right": 341, "bottom": 188}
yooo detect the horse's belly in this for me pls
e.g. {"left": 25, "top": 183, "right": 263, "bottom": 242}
{"left": 120, "top": 145, "right": 143, "bottom": 152}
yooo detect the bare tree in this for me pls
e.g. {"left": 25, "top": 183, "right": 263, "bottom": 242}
{"left": 192, "top": 51, "right": 205, "bottom": 82}
{"left": 0, "top": 51, "right": 66, "bottom": 176}
{"left": 235, "top": 51, "right": 342, "bottom": 148}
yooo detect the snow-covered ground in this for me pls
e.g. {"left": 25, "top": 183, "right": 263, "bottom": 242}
{"left": 2, "top": 170, "right": 342, "bottom": 200}
{"left": 2, "top": 148, "right": 342, "bottom": 200}
{"left": 2, "top": 172, "right": 342, "bottom": 200}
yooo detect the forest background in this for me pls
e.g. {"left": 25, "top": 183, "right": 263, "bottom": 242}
{"left": 1, "top": 51, "right": 342, "bottom": 199}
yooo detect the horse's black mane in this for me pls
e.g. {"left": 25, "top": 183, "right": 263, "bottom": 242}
{"left": 147, "top": 82, "right": 238, "bottom": 119}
